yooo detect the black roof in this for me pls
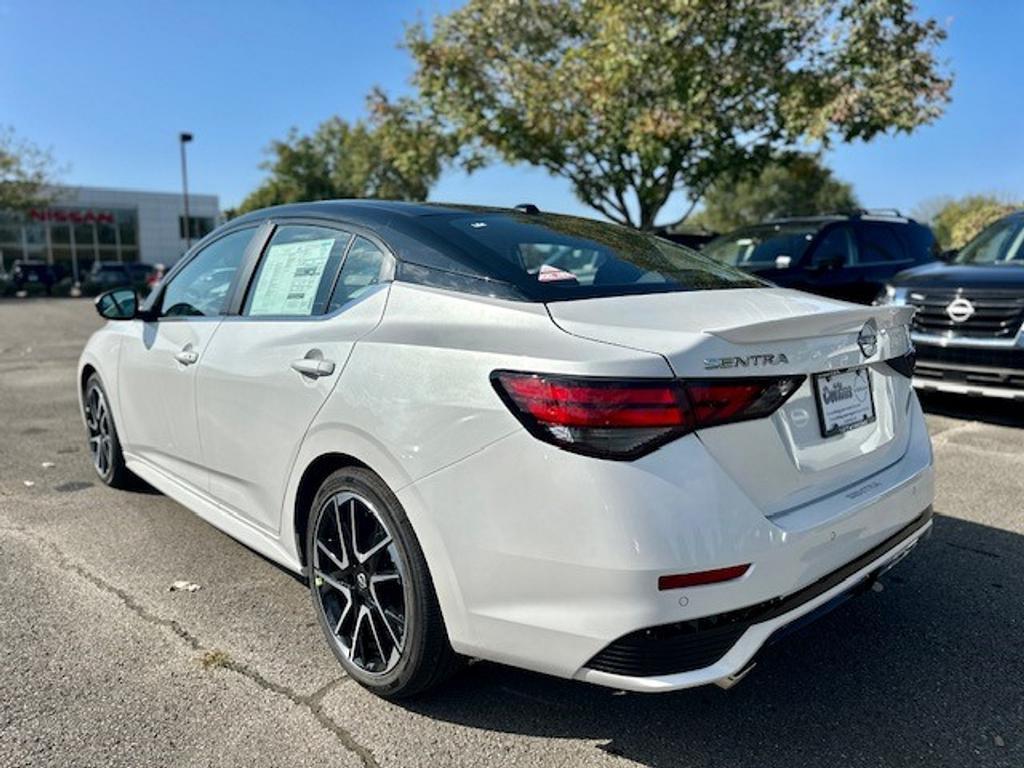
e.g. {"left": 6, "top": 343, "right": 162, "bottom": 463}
{"left": 227, "top": 200, "right": 571, "bottom": 301}
{"left": 219, "top": 199, "right": 763, "bottom": 303}
{"left": 229, "top": 199, "right": 508, "bottom": 229}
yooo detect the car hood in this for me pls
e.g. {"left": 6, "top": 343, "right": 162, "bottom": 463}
{"left": 891, "top": 261, "right": 1024, "bottom": 290}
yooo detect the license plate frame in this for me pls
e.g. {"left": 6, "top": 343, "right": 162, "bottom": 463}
{"left": 812, "top": 366, "right": 876, "bottom": 438}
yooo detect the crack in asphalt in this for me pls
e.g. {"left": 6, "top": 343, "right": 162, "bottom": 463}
{"left": 944, "top": 540, "right": 1003, "bottom": 559}
{"left": 1, "top": 523, "right": 379, "bottom": 768}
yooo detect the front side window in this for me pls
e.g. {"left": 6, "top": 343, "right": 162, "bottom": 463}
{"left": 955, "top": 216, "right": 1024, "bottom": 265}
{"left": 704, "top": 224, "right": 820, "bottom": 268}
{"left": 159, "top": 227, "right": 254, "bottom": 317}
{"left": 809, "top": 225, "right": 856, "bottom": 267}
{"left": 243, "top": 225, "right": 352, "bottom": 317}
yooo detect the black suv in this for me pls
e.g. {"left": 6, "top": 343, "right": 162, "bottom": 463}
{"left": 703, "top": 211, "right": 939, "bottom": 304}
{"left": 11, "top": 260, "right": 63, "bottom": 294}
{"left": 83, "top": 261, "right": 155, "bottom": 295}
{"left": 878, "top": 210, "right": 1024, "bottom": 400}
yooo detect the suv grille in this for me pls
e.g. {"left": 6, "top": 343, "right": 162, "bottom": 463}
{"left": 908, "top": 290, "right": 1024, "bottom": 339}
{"left": 914, "top": 344, "right": 1024, "bottom": 390}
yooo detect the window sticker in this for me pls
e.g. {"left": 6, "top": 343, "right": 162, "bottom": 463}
{"left": 536, "top": 263, "right": 577, "bottom": 282}
{"left": 248, "top": 238, "right": 335, "bottom": 316}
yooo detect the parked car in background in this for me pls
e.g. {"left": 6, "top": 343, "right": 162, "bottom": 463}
{"left": 80, "top": 200, "right": 933, "bottom": 699}
{"left": 11, "top": 260, "right": 62, "bottom": 295}
{"left": 83, "top": 261, "right": 157, "bottom": 296}
{"left": 704, "top": 211, "right": 939, "bottom": 304}
{"left": 657, "top": 229, "right": 718, "bottom": 250}
{"left": 877, "top": 210, "right": 1024, "bottom": 400}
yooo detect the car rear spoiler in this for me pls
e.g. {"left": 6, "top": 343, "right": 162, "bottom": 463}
{"left": 706, "top": 306, "right": 916, "bottom": 343}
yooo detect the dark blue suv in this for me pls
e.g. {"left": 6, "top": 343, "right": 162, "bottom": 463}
{"left": 703, "top": 211, "right": 939, "bottom": 304}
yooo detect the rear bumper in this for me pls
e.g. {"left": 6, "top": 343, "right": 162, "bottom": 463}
{"left": 576, "top": 506, "right": 932, "bottom": 692}
{"left": 398, "top": 392, "right": 935, "bottom": 687}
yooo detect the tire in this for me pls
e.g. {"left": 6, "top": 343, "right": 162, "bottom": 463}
{"left": 306, "top": 467, "right": 462, "bottom": 698}
{"left": 83, "top": 373, "right": 135, "bottom": 489}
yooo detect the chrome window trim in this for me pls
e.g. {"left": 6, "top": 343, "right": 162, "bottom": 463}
{"left": 912, "top": 330, "right": 1024, "bottom": 350}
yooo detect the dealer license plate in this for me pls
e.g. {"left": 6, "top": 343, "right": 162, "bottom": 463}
{"left": 813, "top": 367, "right": 876, "bottom": 438}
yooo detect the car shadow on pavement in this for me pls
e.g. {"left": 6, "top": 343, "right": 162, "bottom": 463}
{"left": 919, "top": 391, "right": 1024, "bottom": 428}
{"left": 403, "top": 514, "right": 1022, "bottom": 767}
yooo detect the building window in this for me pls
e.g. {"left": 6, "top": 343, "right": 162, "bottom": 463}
{"left": 179, "top": 215, "right": 215, "bottom": 240}
{"left": 0, "top": 207, "right": 138, "bottom": 268}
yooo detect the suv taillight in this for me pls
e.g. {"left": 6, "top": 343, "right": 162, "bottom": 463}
{"left": 492, "top": 371, "right": 804, "bottom": 460}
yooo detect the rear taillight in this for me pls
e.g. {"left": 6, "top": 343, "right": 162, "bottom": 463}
{"left": 685, "top": 378, "right": 806, "bottom": 429}
{"left": 492, "top": 371, "right": 804, "bottom": 460}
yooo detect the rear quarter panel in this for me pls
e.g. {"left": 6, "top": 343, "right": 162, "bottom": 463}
{"left": 280, "top": 281, "right": 671, "bottom": 561}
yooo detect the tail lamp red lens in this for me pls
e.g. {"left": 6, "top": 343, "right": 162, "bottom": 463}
{"left": 658, "top": 564, "right": 751, "bottom": 591}
{"left": 492, "top": 371, "right": 804, "bottom": 459}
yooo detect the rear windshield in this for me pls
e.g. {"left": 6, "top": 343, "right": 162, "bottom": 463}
{"left": 413, "top": 212, "right": 764, "bottom": 300}
{"left": 704, "top": 224, "right": 822, "bottom": 266}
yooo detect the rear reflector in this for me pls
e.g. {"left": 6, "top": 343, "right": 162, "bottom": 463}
{"left": 492, "top": 371, "right": 804, "bottom": 459}
{"left": 658, "top": 564, "right": 750, "bottom": 591}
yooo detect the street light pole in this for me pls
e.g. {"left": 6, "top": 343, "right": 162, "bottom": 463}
{"left": 179, "top": 132, "right": 194, "bottom": 250}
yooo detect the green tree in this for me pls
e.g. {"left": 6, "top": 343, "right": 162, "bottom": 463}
{"left": 0, "top": 127, "right": 58, "bottom": 211}
{"left": 930, "top": 195, "right": 1021, "bottom": 250}
{"left": 239, "top": 90, "right": 457, "bottom": 212}
{"left": 689, "top": 154, "right": 858, "bottom": 232}
{"left": 407, "top": 0, "right": 951, "bottom": 230}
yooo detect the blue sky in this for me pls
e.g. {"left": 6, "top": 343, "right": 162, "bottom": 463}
{"left": 2, "top": 0, "right": 1020, "bottom": 222}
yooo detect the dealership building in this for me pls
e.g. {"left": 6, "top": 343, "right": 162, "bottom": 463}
{"left": 0, "top": 186, "right": 221, "bottom": 278}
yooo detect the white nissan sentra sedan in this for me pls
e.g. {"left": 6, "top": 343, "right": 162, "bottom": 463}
{"left": 79, "top": 201, "right": 934, "bottom": 698}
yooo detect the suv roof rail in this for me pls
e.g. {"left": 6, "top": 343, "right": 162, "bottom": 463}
{"left": 855, "top": 208, "right": 903, "bottom": 217}
{"left": 761, "top": 209, "right": 917, "bottom": 225}
{"left": 762, "top": 214, "right": 845, "bottom": 224}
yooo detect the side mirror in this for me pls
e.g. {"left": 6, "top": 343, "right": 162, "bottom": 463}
{"left": 95, "top": 288, "right": 139, "bottom": 320}
{"left": 939, "top": 248, "right": 958, "bottom": 262}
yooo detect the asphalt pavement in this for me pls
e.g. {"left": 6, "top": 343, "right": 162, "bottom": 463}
{"left": 1, "top": 298, "right": 1021, "bottom": 768}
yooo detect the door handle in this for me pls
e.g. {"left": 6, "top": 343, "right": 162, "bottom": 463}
{"left": 290, "top": 358, "right": 336, "bottom": 378}
{"left": 174, "top": 349, "right": 199, "bottom": 366}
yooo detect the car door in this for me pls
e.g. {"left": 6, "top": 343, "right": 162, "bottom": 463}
{"left": 793, "top": 223, "right": 860, "bottom": 301}
{"left": 196, "top": 222, "right": 393, "bottom": 533}
{"left": 117, "top": 226, "right": 258, "bottom": 490}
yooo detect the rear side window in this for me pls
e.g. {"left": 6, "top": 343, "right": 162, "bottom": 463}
{"left": 327, "top": 236, "right": 389, "bottom": 313}
{"left": 903, "top": 223, "right": 939, "bottom": 261}
{"left": 704, "top": 225, "right": 819, "bottom": 267}
{"left": 415, "top": 212, "right": 763, "bottom": 300}
{"left": 243, "top": 225, "right": 352, "bottom": 317}
{"left": 856, "top": 223, "right": 909, "bottom": 264}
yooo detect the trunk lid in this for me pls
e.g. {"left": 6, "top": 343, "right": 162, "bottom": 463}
{"left": 546, "top": 288, "right": 918, "bottom": 518}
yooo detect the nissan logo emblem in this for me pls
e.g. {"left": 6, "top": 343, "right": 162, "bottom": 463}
{"left": 857, "top": 322, "right": 878, "bottom": 358}
{"left": 945, "top": 297, "right": 975, "bottom": 323}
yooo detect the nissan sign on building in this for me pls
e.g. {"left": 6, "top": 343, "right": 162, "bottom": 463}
{"left": 0, "top": 186, "right": 221, "bottom": 274}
